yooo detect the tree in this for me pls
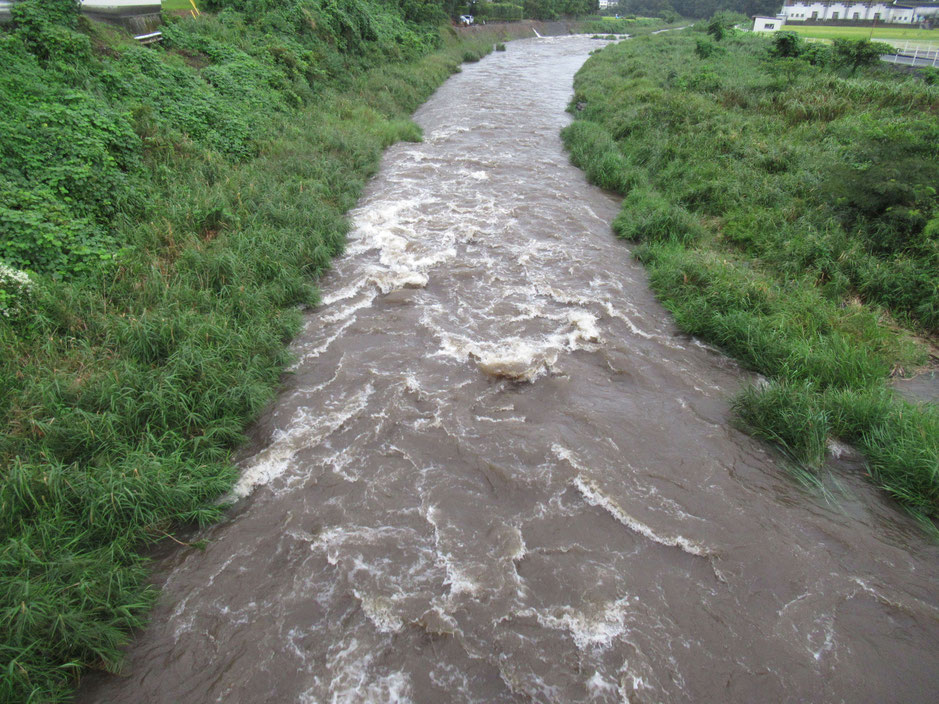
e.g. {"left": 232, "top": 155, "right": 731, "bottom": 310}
{"left": 831, "top": 38, "right": 893, "bottom": 74}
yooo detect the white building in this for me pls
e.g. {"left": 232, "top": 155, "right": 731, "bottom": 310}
{"left": 754, "top": 16, "right": 786, "bottom": 30}
{"left": 779, "top": 2, "right": 939, "bottom": 24}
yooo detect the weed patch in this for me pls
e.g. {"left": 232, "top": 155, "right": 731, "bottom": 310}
{"left": 565, "top": 26, "right": 938, "bottom": 527}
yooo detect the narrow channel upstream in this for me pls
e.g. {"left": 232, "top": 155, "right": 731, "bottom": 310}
{"left": 79, "top": 37, "right": 939, "bottom": 703}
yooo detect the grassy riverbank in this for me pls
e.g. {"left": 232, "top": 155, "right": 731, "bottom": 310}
{"left": 0, "top": 1, "right": 495, "bottom": 700}
{"left": 564, "top": 30, "right": 939, "bottom": 524}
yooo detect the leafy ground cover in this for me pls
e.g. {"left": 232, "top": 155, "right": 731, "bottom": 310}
{"left": 564, "top": 27, "right": 939, "bottom": 527}
{"left": 0, "top": 1, "right": 497, "bottom": 700}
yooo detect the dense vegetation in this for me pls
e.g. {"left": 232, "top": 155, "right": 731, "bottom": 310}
{"left": 0, "top": 1, "right": 498, "bottom": 700}
{"left": 608, "top": 0, "right": 778, "bottom": 19}
{"left": 564, "top": 29, "right": 939, "bottom": 525}
{"left": 459, "top": 1, "right": 601, "bottom": 20}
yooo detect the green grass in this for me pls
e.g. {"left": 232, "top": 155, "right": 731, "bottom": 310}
{"left": 783, "top": 24, "right": 939, "bottom": 42}
{"left": 0, "top": 1, "right": 497, "bottom": 701}
{"left": 563, "top": 28, "right": 939, "bottom": 528}
{"left": 162, "top": 0, "right": 196, "bottom": 11}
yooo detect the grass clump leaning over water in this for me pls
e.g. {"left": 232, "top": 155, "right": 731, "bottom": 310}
{"left": 563, "top": 28, "right": 939, "bottom": 525}
{"left": 0, "top": 1, "right": 496, "bottom": 700}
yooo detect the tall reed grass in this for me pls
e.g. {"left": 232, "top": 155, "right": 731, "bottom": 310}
{"left": 563, "top": 29, "right": 938, "bottom": 529}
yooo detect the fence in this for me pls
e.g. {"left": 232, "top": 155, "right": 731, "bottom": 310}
{"left": 883, "top": 40, "right": 939, "bottom": 66}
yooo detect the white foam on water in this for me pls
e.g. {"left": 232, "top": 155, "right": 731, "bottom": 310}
{"left": 532, "top": 280, "right": 684, "bottom": 346}
{"left": 474, "top": 414, "right": 526, "bottom": 424}
{"left": 325, "top": 638, "right": 415, "bottom": 704}
{"left": 516, "top": 596, "right": 633, "bottom": 652}
{"left": 292, "top": 315, "right": 359, "bottom": 366}
{"left": 231, "top": 384, "right": 374, "bottom": 498}
{"left": 847, "top": 576, "right": 939, "bottom": 617}
{"left": 320, "top": 294, "right": 376, "bottom": 325}
{"left": 322, "top": 279, "right": 368, "bottom": 306}
{"left": 355, "top": 590, "right": 405, "bottom": 634}
{"left": 426, "top": 124, "right": 471, "bottom": 143}
{"left": 425, "top": 505, "right": 480, "bottom": 597}
{"left": 552, "top": 444, "right": 711, "bottom": 558}
{"left": 435, "top": 308, "right": 601, "bottom": 382}
{"left": 574, "top": 473, "right": 710, "bottom": 558}
{"left": 586, "top": 671, "right": 618, "bottom": 698}
{"left": 826, "top": 438, "right": 854, "bottom": 460}
{"left": 809, "top": 614, "right": 836, "bottom": 662}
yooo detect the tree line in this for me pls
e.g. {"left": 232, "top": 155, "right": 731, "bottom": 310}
{"left": 421, "top": 0, "right": 602, "bottom": 20}
{"left": 610, "top": 0, "right": 779, "bottom": 19}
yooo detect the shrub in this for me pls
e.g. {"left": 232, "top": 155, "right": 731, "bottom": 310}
{"left": 920, "top": 66, "right": 939, "bottom": 85}
{"left": 694, "top": 38, "right": 722, "bottom": 59}
{"left": 0, "top": 263, "right": 35, "bottom": 321}
{"left": 832, "top": 38, "right": 894, "bottom": 74}
{"left": 733, "top": 381, "right": 830, "bottom": 466}
{"left": 771, "top": 31, "right": 803, "bottom": 59}
{"left": 613, "top": 187, "right": 706, "bottom": 245}
{"left": 705, "top": 11, "right": 745, "bottom": 42}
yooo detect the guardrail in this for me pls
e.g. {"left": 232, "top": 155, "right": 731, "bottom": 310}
{"left": 134, "top": 30, "right": 163, "bottom": 45}
{"left": 882, "top": 41, "right": 939, "bottom": 67}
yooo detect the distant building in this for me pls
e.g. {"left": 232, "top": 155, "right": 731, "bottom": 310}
{"left": 779, "top": 2, "right": 939, "bottom": 24}
{"left": 753, "top": 15, "right": 786, "bottom": 31}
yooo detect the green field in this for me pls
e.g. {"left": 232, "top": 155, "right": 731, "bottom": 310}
{"left": 162, "top": 0, "right": 196, "bottom": 12}
{"left": 784, "top": 24, "right": 939, "bottom": 42}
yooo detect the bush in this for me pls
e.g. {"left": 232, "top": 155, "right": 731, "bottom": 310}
{"left": 0, "top": 263, "right": 35, "bottom": 321}
{"left": 771, "top": 31, "right": 803, "bottom": 59}
{"left": 694, "top": 38, "right": 722, "bottom": 59}
{"left": 832, "top": 38, "right": 894, "bottom": 74}
{"left": 733, "top": 381, "right": 830, "bottom": 466}
{"left": 920, "top": 66, "right": 939, "bottom": 85}
{"left": 613, "top": 187, "right": 706, "bottom": 245}
{"left": 705, "top": 11, "right": 745, "bottom": 42}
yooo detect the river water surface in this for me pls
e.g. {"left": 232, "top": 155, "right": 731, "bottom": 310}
{"left": 79, "top": 37, "right": 939, "bottom": 703}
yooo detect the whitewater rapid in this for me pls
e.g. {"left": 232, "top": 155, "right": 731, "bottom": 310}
{"left": 78, "top": 36, "right": 939, "bottom": 704}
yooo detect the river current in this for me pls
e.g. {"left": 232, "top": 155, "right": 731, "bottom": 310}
{"left": 78, "top": 36, "right": 939, "bottom": 703}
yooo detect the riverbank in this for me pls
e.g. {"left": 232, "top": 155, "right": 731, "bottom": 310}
{"left": 456, "top": 16, "right": 684, "bottom": 40}
{"left": 0, "top": 2, "right": 499, "bottom": 700}
{"left": 564, "top": 29, "right": 939, "bottom": 526}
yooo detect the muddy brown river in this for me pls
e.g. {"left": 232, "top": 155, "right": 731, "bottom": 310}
{"left": 79, "top": 37, "right": 939, "bottom": 703}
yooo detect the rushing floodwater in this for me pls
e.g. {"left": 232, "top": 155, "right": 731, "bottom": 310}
{"left": 79, "top": 37, "right": 939, "bottom": 703}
